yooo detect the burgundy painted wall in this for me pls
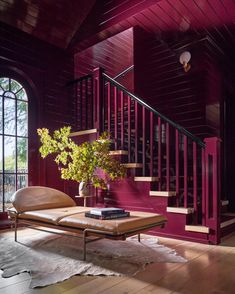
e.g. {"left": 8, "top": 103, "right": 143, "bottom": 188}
{"left": 0, "top": 22, "right": 75, "bottom": 191}
{"left": 223, "top": 74, "right": 235, "bottom": 211}
{"left": 74, "top": 28, "right": 134, "bottom": 91}
{"left": 134, "top": 28, "right": 222, "bottom": 139}
{"left": 75, "top": 25, "right": 222, "bottom": 139}
{"left": 74, "top": 24, "right": 230, "bottom": 214}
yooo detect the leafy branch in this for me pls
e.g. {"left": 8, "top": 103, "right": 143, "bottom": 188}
{"left": 37, "top": 127, "right": 126, "bottom": 189}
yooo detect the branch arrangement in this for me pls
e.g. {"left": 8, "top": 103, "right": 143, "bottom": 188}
{"left": 37, "top": 127, "right": 126, "bottom": 189}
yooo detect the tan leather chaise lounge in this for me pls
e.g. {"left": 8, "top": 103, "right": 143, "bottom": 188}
{"left": 8, "top": 186, "right": 167, "bottom": 260}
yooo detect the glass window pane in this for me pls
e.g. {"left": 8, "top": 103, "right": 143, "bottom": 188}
{"left": 17, "top": 138, "right": 28, "bottom": 173}
{"left": 0, "top": 174, "right": 2, "bottom": 212}
{"left": 0, "top": 135, "right": 2, "bottom": 172}
{"left": 4, "top": 98, "right": 16, "bottom": 135}
{"left": 4, "top": 136, "right": 16, "bottom": 172}
{"left": 4, "top": 91, "right": 15, "bottom": 98}
{"left": 16, "top": 88, "right": 27, "bottom": 101}
{"left": 0, "top": 77, "right": 28, "bottom": 212}
{"left": 17, "top": 174, "right": 28, "bottom": 189}
{"left": 0, "top": 78, "right": 9, "bottom": 91}
{"left": 4, "top": 174, "right": 15, "bottom": 207}
{"left": 17, "top": 101, "right": 28, "bottom": 136}
{"left": 0, "top": 97, "right": 2, "bottom": 133}
{"left": 11, "top": 79, "right": 22, "bottom": 93}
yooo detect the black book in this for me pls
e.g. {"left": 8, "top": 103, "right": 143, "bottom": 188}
{"left": 89, "top": 207, "right": 125, "bottom": 216}
{"left": 85, "top": 211, "right": 130, "bottom": 220}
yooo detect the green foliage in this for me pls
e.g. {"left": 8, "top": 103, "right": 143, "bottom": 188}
{"left": 37, "top": 127, "right": 126, "bottom": 189}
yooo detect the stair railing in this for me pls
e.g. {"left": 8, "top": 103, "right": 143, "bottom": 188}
{"left": 93, "top": 67, "right": 221, "bottom": 244}
{"left": 69, "top": 67, "right": 221, "bottom": 244}
{"left": 67, "top": 66, "right": 134, "bottom": 131}
{"left": 66, "top": 74, "right": 93, "bottom": 130}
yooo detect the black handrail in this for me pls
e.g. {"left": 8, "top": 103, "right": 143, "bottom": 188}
{"left": 112, "top": 65, "right": 134, "bottom": 80}
{"left": 105, "top": 65, "right": 134, "bottom": 87}
{"left": 66, "top": 74, "right": 92, "bottom": 87}
{"left": 67, "top": 65, "right": 134, "bottom": 88}
{"left": 103, "top": 72, "right": 205, "bottom": 148}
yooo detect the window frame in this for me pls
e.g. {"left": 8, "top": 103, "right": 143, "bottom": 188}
{"left": 0, "top": 77, "right": 29, "bottom": 212}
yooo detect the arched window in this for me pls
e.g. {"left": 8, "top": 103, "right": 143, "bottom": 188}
{"left": 0, "top": 77, "right": 28, "bottom": 212}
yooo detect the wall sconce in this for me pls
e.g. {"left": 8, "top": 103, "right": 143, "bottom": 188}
{"left": 179, "top": 51, "right": 191, "bottom": 72}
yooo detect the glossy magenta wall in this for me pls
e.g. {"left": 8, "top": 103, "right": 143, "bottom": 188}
{"left": 1, "top": 0, "right": 234, "bottom": 213}
{"left": 134, "top": 28, "right": 224, "bottom": 139}
{"left": 0, "top": 22, "right": 74, "bottom": 191}
{"left": 74, "top": 28, "right": 134, "bottom": 91}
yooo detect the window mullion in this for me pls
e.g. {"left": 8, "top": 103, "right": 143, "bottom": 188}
{"left": 2, "top": 92, "right": 5, "bottom": 212}
{"left": 15, "top": 92, "right": 18, "bottom": 191}
{"left": 0, "top": 77, "right": 28, "bottom": 212}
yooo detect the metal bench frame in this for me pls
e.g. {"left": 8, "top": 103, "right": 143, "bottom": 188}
{"left": 10, "top": 210, "right": 166, "bottom": 261}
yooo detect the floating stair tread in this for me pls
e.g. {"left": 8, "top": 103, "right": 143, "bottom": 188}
{"left": 150, "top": 191, "right": 176, "bottom": 197}
{"left": 70, "top": 129, "right": 97, "bottom": 137}
{"left": 135, "top": 177, "right": 159, "bottom": 182}
{"left": 222, "top": 212, "right": 235, "bottom": 217}
{"left": 185, "top": 225, "right": 209, "bottom": 233}
{"left": 122, "top": 163, "right": 143, "bottom": 168}
{"left": 167, "top": 207, "right": 194, "bottom": 214}
{"left": 109, "top": 150, "right": 128, "bottom": 155}
{"left": 220, "top": 217, "right": 235, "bottom": 228}
{"left": 221, "top": 200, "right": 229, "bottom": 206}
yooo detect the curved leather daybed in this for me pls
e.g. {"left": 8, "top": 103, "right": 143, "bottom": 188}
{"left": 8, "top": 186, "right": 167, "bottom": 260}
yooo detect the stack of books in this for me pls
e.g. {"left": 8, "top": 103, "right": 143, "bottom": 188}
{"left": 85, "top": 207, "right": 130, "bottom": 220}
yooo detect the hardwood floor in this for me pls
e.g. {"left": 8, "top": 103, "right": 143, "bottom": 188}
{"left": 1, "top": 229, "right": 235, "bottom": 294}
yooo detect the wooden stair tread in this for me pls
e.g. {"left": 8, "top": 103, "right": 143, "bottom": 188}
{"left": 167, "top": 207, "right": 194, "bottom": 214}
{"left": 220, "top": 216, "right": 235, "bottom": 228}
{"left": 134, "top": 177, "right": 159, "bottom": 182}
{"left": 150, "top": 191, "right": 176, "bottom": 197}
{"left": 222, "top": 212, "right": 235, "bottom": 217}
{"left": 221, "top": 200, "right": 229, "bottom": 206}
{"left": 185, "top": 225, "right": 209, "bottom": 233}
{"left": 122, "top": 163, "right": 143, "bottom": 168}
{"left": 109, "top": 150, "right": 128, "bottom": 155}
{"left": 69, "top": 129, "right": 97, "bottom": 137}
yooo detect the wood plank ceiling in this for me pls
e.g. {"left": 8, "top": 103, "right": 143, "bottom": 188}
{"left": 0, "top": 0, "right": 234, "bottom": 51}
{"left": 0, "top": 0, "right": 96, "bottom": 49}
{"left": 72, "top": 0, "right": 235, "bottom": 52}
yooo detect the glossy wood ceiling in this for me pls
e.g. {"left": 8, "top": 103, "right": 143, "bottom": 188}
{"left": 0, "top": 0, "right": 96, "bottom": 49}
{"left": 72, "top": 0, "right": 235, "bottom": 51}
{"left": 0, "top": 0, "right": 235, "bottom": 51}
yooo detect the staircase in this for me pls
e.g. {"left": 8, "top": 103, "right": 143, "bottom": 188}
{"left": 67, "top": 67, "right": 228, "bottom": 245}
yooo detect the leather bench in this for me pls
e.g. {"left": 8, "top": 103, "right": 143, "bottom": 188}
{"left": 8, "top": 186, "right": 167, "bottom": 260}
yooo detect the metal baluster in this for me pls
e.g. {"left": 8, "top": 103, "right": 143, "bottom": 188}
{"left": 120, "top": 91, "right": 124, "bottom": 149}
{"left": 150, "top": 112, "right": 153, "bottom": 177}
{"left": 166, "top": 123, "right": 170, "bottom": 191}
{"left": 128, "top": 96, "right": 131, "bottom": 163}
{"left": 107, "top": 82, "right": 111, "bottom": 134}
{"left": 158, "top": 117, "right": 162, "bottom": 190}
{"left": 193, "top": 142, "right": 198, "bottom": 223}
{"left": 114, "top": 86, "right": 118, "bottom": 149}
{"left": 142, "top": 107, "right": 146, "bottom": 176}
{"left": 184, "top": 135, "right": 188, "bottom": 208}
{"left": 175, "top": 129, "right": 179, "bottom": 206}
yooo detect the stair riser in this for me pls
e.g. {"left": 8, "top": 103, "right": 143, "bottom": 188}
{"left": 72, "top": 132, "right": 97, "bottom": 145}
{"left": 110, "top": 154, "right": 128, "bottom": 163}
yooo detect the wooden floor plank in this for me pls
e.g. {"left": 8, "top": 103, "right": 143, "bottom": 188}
{"left": 63, "top": 277, "right": 127, "bottom": 294}
{"left": 56, "top": 276, "right": 97, "bottom": 292}
{"left": 100, "top": 277, "right": 151, "bottom": 294}
{"left": 1, "top": 230, "right": 235, "bottom": 294}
